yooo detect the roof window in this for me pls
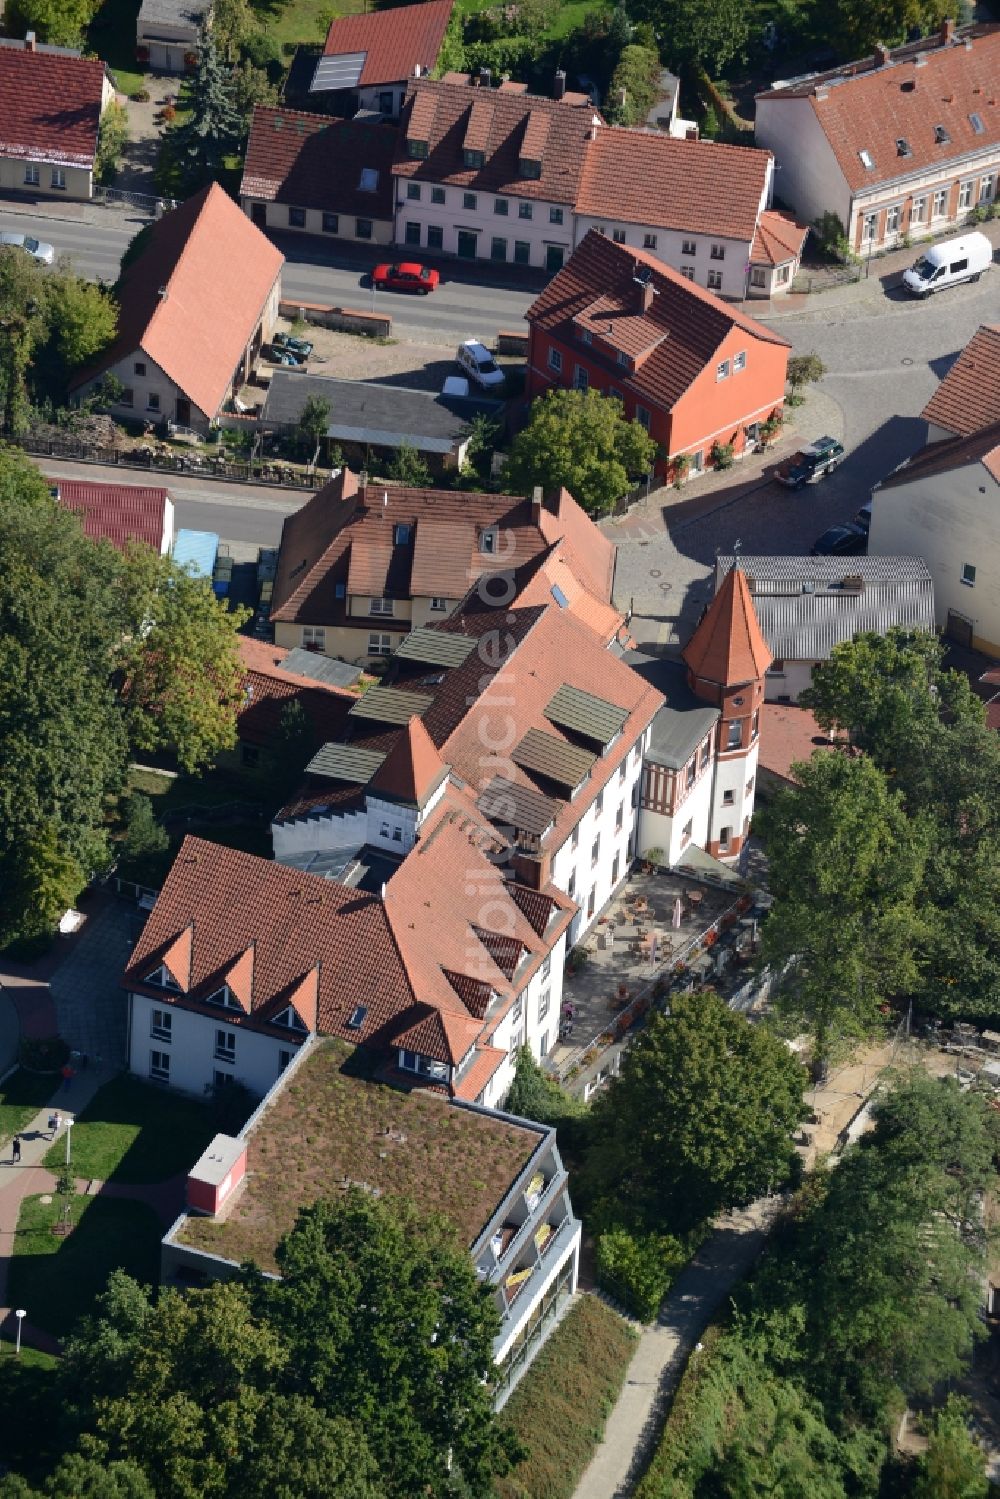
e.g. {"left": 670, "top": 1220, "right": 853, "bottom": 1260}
{"left": 463, "top": 148, "right": 485, "bottom": 169}
{"left": 407, "top": 137, "right": 428, "bottom": 159}
{"left": 969, "top": 112, "right": 985, "bottom": 133}
{"left": 347, "top": 1005, "right": 368, "bottom": 1029}
{"left": 859, "top": 148, "right": 874, "bottom": 168}
{"left": 519, "top": 156, "right": 542, "bottom": 179}
{"left": 895, "top": 137, "right": 911, "bottom": 157}
{"left": 934, "top": 124, "right": 950, "bottom": 143}
{"left": 394, "top": 523, "right": 412, "bottom": 544}
{"left": 359, "top": 167, "right": 379, "bottom": 191}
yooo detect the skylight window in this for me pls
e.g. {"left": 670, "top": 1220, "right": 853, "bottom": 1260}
{"left": 859, "top": 148, "right": 874, "bottom": 169}
{"left": 347, "top": 1005, "right": 368, "bottom": 1029}
{"left": 895, "top": 137, "right": 911, "bottom": 157}
{"left": 969, "top": 112, "right": 985, "bottom": 134}
{"left": 934, "top": 124, "right": 950, "bottom": 143}
{"left": 551, "top": 584, "right": 569, "bottom": 608}
{"left": 358, "top": 167, "right": 379, "bottom": 191}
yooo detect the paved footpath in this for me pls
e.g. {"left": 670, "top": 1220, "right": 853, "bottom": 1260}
{"left": 573, "top": 1197, "right": 783, "bottom": 1499}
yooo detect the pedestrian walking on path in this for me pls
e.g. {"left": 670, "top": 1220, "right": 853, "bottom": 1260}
{"left": 11, "top": 1134, "right": 20, "bottom": 1163}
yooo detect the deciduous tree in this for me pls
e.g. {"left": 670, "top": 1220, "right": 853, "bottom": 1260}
{"left": 265, "top": 1190, "right": 522, "bottom": 1496}
{"left": 626, "top": 0, "right": 750, "bottom": 73}
{"left": 914, "top": 1396, "right": 989, "bottom": 1499}
{"left": 505, "top": 387, "right": 656, "bottom": 516}
{"left": 759, "top": 752, "right": 929, "bottom": 1063}
{"left": 581, "top": 991, "right": 807, "bottom": 1236}
{"left": 830, "top": 0, "right": 951, "bottom": 60}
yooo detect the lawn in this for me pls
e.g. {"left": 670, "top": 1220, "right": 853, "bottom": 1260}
{"left": 0, "top": 1340, "right": 61, "bottom": 1485}
{"left": 117, "top": 766, "right": 272, "bottom": 887}
{"left": 249, "top": 0, "right": 364, "bottom": 54}
{"left": 87, "top": 0, "right": 146, "bottom": 94}
{"left": 0, "top": 1069, "right": 56, "bottom": 1150}
{"left": 42, "top": 1074, "right": 220, "bottom": 1184}
{"left": 8, "top": 1194, "right": 162, "bottom": 1339}
{"left": 496, "top": 1295, "right": 638, "bottom": 1499}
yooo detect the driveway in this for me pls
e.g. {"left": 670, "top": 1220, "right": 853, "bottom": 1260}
{"left": 46, "top": 894, "right": 145, "bottom": 1070}
{"left": 607, "top": 265, "right": 1000, "bottom": 654}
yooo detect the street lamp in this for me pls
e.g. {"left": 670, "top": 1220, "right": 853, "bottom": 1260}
{"left": 65, "top": 1117, "right": 73, "bottom": 1169}
{"left": 14, "top": 1309, "right": 25, "bottom": 1356}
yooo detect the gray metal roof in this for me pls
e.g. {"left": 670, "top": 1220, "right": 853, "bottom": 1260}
{"left": 281, "top": 647, "right": 363, "bottom": 689}
{"left": 305, "top": 742, "right": 386, "bottom": 783}
{"left": 715, "top": 556, "right": 935, "bottom": 663}
{"left": 395, "top": 628, "right": 477, "bottom": 669}
{"left": 476, "top": 775, "right": 559, "bottom": 838}
{"left": 348, "top": 686, "right": 433, "bottom": 725}
{"left": 624, "top": 654, "right": 719, "bottom": 771}
{"left": 545, "top": 684, "right": 628, "bottom": 747}
{"left": 136, "top": 0, "right": 205, "bottom": 27}
{"left": 261, "top": 372, "right": 502, "bottom": 456}
{"left": 310, "top": 50, "right": 367, "bottom": 92}
{"left": 512, "top": 728, "right": 596, "bottom": 790}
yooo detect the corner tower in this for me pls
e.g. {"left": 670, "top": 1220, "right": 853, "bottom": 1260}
{"left": 682, "top": 564, "right": 771, "bottom": 862}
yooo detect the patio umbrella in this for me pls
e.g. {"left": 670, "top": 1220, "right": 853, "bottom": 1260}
{"left": 672, "top": 897, "right": 683, "bottom": 929}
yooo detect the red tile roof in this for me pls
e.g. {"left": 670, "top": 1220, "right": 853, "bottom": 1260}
{"left": 0, "top": 46, "right": 107, "bottom": 170}
{"left": 758, "top": 24, "right": 1000, "bottom": 194}
{"left": 395, "top": 76, "right": 600, "bottom": 204}
{"left": 51, "top": 478, "right": 170, "bottom": 552}
{"left": 72, "top": 184, "right": 284, "bottom": 420}
{"left": 124, "top": 836, "right": 414, "bottom": 1045}
{"left": 757, "top": 702, "right": 836, "bottom": 782}
{"left": 391, "top": 1005, "right": 483, "bottom": 1063}
{"left": 240, "top": 107, "right": 396, "bottom": 220}
{"left": 683, "top": 565, "right": 772, "bottom": 686}
{"left": 921, "top": 325, "right": 1000, "bottom": 438}
{"left": 576, "top": 127, "right": 771, "bottom": 241}
{"left": 269, "top": 471, "right": 614, "bottom": 629}
{"left": 453, "top": 1045, "right": 506, "bottom": 1101}
{"left": 236, "top": 636, "right": 355, "bottom": 750}
{"left": 369, "top": 716, "right": 448, "bottom": 807}
{"left": 528, "top": 231, "right": 790, "bottom": 413}
{"left": 513, "top": 543, "right": 625, "bottom": 646}
{"left": 751, "top": 209, "right": 809, "bottom": 267}
{"left": 321, "top": 0, "right": 454, "bottom": 86}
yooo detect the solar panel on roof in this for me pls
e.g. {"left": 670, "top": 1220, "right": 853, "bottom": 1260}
{"left": 512, "top": 728, "right": 596, "bottom": 790}
{"left": 348, "top": 687, "right": 434, "bottom": 725}
{"left": 395, "top": 629, "right": 477, "bottom": 668}
{"left": 305, "top": 742, "right": 386, "bottom": 783}
{"left": 545, "top": 684, "right": 628, "bottom": 748}
{"left": 310, "top": 50, "right": 367, "bottom": 92}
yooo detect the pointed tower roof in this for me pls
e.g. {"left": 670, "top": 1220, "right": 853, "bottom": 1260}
{"left": 368, "top": 716, "right": 449, "bottom": 809}
{"left": 682, "top": 566, "right": 772, "bottom": 686}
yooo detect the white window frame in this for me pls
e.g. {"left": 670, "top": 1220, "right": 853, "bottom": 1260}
{"left": 302, "top": 625, "right": 325, "bottom": 650}
{"left": 885, "top": 204, "right": 901, "bottom": 234}
{"left": 149, "top": 1049, "right": 170, "bottom": 1082}
{"left": 538, "top": 988, "right": 551, "bottom": 1022}
{"left": 368, "top": 632, "right": 392, "bottom": 655}
{"left": 50, "top": 167, "right": 66, "bottom": 190}
{"left": 710, "top": 243, "right": 725, "bottom": 260}
{"left": 681, "top": 239, "right": 696, "bottom": 255}
{"left": 150, "top": 1008, "right": 172, "bottom": 1041}
{"left": 932, "top": 188, "right": 948, "bottom": 217}
{"left": 369, "top": 596, "right": 394, "bottom": 616}
{"left": 547, "top": 347, "right": 563, "bottom": 373}
{"left": 911, "top": 195, "right": 926, "bottom": 224}
{"left": 716, "top": 359, "right": 730, "bottom": 381}
{"left": 643, "top": 232, "right": 657, "bottom": 249}
{"left": 707, "top": 269, "right": 723, "bottom": 290}
{"left": 961, "top": 563, "right": 976, "bottom": 587}
{"left": 24, "top": 164, "right": 39, "bottom": 186}
{"left": 214, "top": 1028, "right": 236, "bottom": 1064}
{"left": 430, "top": 596, "right": 448, "bottom": 611}
{"left": 732, "top": 350, "right": 747, "bottom": 372}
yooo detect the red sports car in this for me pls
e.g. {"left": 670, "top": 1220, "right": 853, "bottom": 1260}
{"left": 371, "top": 262, "right": 440, "bottom": 294}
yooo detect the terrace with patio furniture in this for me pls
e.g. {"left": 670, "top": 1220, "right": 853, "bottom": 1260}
{"left": 549, "top": 863, "right": 763, "bottom": 1095}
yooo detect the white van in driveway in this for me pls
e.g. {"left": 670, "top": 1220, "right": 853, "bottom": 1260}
{"left": 902, "top": 231, "right": 992, "bottom": 296}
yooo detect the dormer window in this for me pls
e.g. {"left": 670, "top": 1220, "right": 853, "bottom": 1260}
{"left": 859, "top": 148, "right": 874, "bottom": 169}
{"left": 895, "top": 138, "right": 911, "bottom": 157}
{"left": 463, "top": 148, "right": 485, "bottom": 169}
{"left": 204, "top": 984, "right": 243, "bottom": 1011}
{"left": 147, "top": 964, "right": 180, "bottom": 991}
{"left": 934, "top": 124, "right": 950, "bottom": 143}
{"left": 399, "top": 1048, "right": 449, "bottom": 1081}
{"left": 616, "top": 351, "right": 630, "bottom": 369}
{"left": 480, "top": 527, "right": 497, "bottom": 555}
{"left": 519, "top": 157, "right": 541, "bottom": 179}
{"left": 273, "top": 1006, "right": 309, "bottom": 1033}
{"left": 407, "top": 138, "right": 428, "bottom": 159}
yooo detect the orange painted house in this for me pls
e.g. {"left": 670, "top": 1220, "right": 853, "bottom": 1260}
{"left": 526, "top": 231, "right": 790, "bottom": 481}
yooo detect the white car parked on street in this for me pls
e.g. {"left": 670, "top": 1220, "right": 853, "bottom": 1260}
{"left": 0, "top": 231, "right": 55, "bottom": 264}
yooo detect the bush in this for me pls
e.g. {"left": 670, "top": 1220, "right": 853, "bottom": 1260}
{"left": 597, "top": 1227, "right": 687, "bottom": 1321}
{"left": 20, "top": 1036, "right": 71, "bottom": 1073}
{"left": 605, "top": 44, "right": 661, "bottom": 126}
{"left": 121, "top": 792, "right": 169, "bottom": 859}
{"left": 131, "top": 87, "right": 151, "bottom": 102}
{"left": 709, "top": 440, "right": 735, "bottom": 470}
{"left": 464, "top": 35, "right": 541, "bottom": 75}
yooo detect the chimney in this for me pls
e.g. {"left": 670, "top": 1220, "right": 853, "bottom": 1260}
{"left": 24, "top": 29, "right": 36, "bottom": 49}
{"left": 479, "top": 66, "right": 491, "bottom": 89}
{"left": 553, "top": 68, "right": 566, "bottom": 100}
{"left": 531, "top": 484, "right": 543, "bottom": 522}
{"left": 814, "top": 84, "right": 829, "bottom": 100}
{"left": 941, "top": 16, "right": 955, "bottom": 43}
{"left": 636, "top": 275, "right": 654, "bottom": 314}
{"left": 359, "top": 467, "right": 369, "bottom": 500}
{"left": 874, "top": 42, "right": 890, "bottom": 66}
{"left": 588, "top": 113, "right": 600, "bottom": 141}
{"left": 413, "top": 62, "right": 421, "bottom": 77}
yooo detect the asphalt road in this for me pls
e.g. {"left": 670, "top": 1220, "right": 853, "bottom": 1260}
{"left": 0, "top": 209, "right": 537, "bottom": 345}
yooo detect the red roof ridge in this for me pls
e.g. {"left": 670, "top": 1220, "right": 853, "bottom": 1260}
{"left": 683, "top": 565, "right": 772, "bottom": 685}
{"left": 369, "top": 715, "right": 449, "bottom": 807}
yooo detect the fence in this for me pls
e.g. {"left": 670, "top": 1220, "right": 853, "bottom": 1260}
{"left": 7, "top": 431, "right": 325, "bottom": 491}
{"left": 93, "top": 185, "right": 167, "bottom": 217}
{"left": 278, "top": 298, "right": 392, "bottom": 340}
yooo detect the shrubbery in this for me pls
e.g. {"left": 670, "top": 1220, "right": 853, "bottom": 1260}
{"left": 596, "top": 1227, "right": 687, "bottom": 1321}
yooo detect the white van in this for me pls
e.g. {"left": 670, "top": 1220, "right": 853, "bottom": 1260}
{"left": 902, "top": 231, "right": 992, "bottom": 297}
